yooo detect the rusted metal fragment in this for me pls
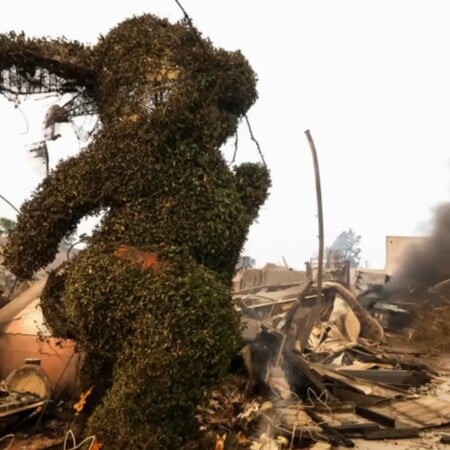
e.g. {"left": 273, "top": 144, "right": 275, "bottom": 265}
{"left": 355, "top": 406, "right": 396, "bottom": 427}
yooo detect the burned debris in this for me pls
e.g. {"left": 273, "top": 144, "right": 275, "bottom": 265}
{"left": 2, "top": 239, "right": 450, "bottom": 449}
{"left": 203, "top": 271, "right": 450, "bottom": 449}
{"left": 355, "top": 204, "right": 450, "bottom": 349}
{"left": 0, "top": 249, "right": 449, "bottom": 448}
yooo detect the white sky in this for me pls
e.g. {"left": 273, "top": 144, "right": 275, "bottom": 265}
{"left": 0, "top": 1, "right": 449, "bottom": 270}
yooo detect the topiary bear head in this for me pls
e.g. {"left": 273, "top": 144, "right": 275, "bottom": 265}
{"left": 93, "top": 15, "right": 258, "bottom": 147}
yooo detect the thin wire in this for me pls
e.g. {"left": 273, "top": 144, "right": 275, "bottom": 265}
{"left": 244, "top": 115, "right": 266, "bottom": 167}
{"left": 51, "top": 351, "right": 77, "bottom": 402}
{"left": 173, "top": 0, "right": 203, "bottom": 42}
{"left": 0, "top": 434, "right": 14, "bottom": 450}
{"left": 305, "top": 386, "right": 335, "bottom": 445}
{"left": 289, "top": 423, "right": 296, "bottom": 449}
{"left": 63, "top": 429, "right": 97, "bottom": 450}
{"left": 231, "top": 131, "right": 238, "bottom": 164}
{"left": 16, "top": 104, "right": 30, "bottom": 135}
{"left": 306, "top": 386, "right": 330, "bottom": 413}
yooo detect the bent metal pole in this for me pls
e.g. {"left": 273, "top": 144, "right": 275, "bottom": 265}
{"left": 305, "top": 129, "right": 324, "bottom": 303}
{"left": 0, "top": 194, "right": 20, "bottom": 214}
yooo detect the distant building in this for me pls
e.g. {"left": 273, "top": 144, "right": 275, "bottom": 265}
{"left": 385, "top": 235, "right": 428, "bottom": 275}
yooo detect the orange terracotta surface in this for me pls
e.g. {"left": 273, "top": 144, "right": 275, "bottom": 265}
{"left": 0, "top": 293, "right": 82, "bottom": 398}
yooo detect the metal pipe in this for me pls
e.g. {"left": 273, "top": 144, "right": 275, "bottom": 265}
{"left": 0, "top": 194, "right": 19, "bottom": 214}
{"left": 305, "top": 130, "right": 324, "bottom": 303}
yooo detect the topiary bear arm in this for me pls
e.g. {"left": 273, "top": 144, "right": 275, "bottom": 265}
{"left": 233, "top": 162, "right": 271, "bottom": 223}
{"left": 0, "top": 32, "right": 96, "bottom": 96}
{"left": 3, "top": 148, "right": 109, "bottom": 280}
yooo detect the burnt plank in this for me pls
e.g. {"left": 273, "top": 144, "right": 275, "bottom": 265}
{"left": 355, "top": 406, "right": 396, "bottom": 427}
{"left": 334, "top": 422, "right": 380, "bottom": 434}
{"left": 308, "top": 410, "right": 355, "bottom": 448}
{"left": 363, "top": 427, "right": 420, "bottom": 440}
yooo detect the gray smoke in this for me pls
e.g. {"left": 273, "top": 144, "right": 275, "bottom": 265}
{"left": 383, "top": 203, "right": 450, "bottom": 295}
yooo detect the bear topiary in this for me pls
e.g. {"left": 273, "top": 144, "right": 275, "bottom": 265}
{"left": 1, "top": 14, "right": 270, "bottom": 448}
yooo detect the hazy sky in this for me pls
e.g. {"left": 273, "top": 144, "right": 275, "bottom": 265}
{"left": 0, "top": 1, "right": 449, "bottom": 269}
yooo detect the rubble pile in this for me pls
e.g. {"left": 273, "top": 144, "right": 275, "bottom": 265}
{"left": 183, "top": 279, "right": 450, "bottom": 449}
{"left": 1, "top": 275, "right": 450, "bottom": 448}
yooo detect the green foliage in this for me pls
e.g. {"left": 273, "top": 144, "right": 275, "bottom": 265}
{"left": 0, "top": 217, "right": 16, "bottom": 236}
{"left": 329, "top": 228, "right": 361, "bottom": 268}
{"left": 79, "top": 251, "right": 241, "bottom": 448}
{"left": 0, "top": 32, "right": 95, "bottom": 100}
{"left": 1, "top": 13, "right": 270, "bottom": 449}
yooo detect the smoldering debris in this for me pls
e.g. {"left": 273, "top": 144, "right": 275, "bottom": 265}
{"left": 184, "top": 278, "right": 449, "bottom": 449}
{"left": 383, "top": 203, "right": 450, "bottom": 296}
{"left": 357, "top": 204, "right": 450, "bottom": 345}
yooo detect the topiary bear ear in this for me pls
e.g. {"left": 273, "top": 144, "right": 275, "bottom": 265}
{"left": 0, "top": 32, "right": 96, "bottom": 98}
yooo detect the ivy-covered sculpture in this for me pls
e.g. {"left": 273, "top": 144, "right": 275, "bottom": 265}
{"left": 0, "top": 14, "right": 270, "bottom": 448}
